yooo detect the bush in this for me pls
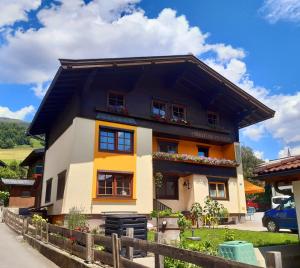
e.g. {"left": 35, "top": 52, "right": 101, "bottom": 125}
{"left": 177, "top": 213, "right": 192, "bottom": 235}
{"left": 0, "top": 191, "right": 9, "bottom": 206}
{"left": 66, "top": 207, "right": 88, "bottom": 232}
{"left": 224, "top": 227, "right": 235, "bottom": 241}
{"left": 32, "top": 214, "right": 47, "bottom": 225}
{"left": 190, "top": 202, "right": 203, "bottom": 228}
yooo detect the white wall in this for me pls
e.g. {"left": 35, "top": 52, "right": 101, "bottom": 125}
{"left": 62, "top": 117, "right": 95, "bottom": 214}
{"left": 292, "top": 180, "right": 300, "bottom": 237}
{"left": 160, "top": 172, "right": 246, "bottom": 214}
{"left": 42, "top": 117, "right": 95, "bottom": 215}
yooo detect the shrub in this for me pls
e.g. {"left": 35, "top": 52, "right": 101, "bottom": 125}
{"left": 0, "top": 191, "right": 9, "bottom": 206}
{"left": 190, "top": 202, "right": 203, "bottom": 228}
{"left": 224, "top": 227, "right": 235, "bottom": 241}
{"left": 177, "top": 213, "right": 192, "bottom": 235}
{"left": 32, "top": 214, "right": 47, "bottom": 225}
{"left": 66, "top": 207, "right": 88, "bottom": 232}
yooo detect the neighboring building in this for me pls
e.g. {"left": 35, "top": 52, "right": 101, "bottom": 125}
{"left": 254, "top": 155, "right": 300, "bottom": 235}
{"left": 0, "top": 160, "right": 7, "bottom": 168}
{"left": 28, "top": 55, "right": 274, "bottom": 223}
{"left": 20, "top": 148, "right": 45, "bottom": 208}
{"left": 0, "top": 148, "right": 44, "bottom": 209}
{"left": 0, "top": 179, "right": 36, "bottom": 208}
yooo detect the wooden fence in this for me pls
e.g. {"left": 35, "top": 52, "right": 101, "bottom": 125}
{"left": 2, "top": 209, "right": 281, "bottom": 268}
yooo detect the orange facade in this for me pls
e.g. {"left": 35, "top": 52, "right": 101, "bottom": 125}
{"left": 153, "top": 137, "right": 236, "bottom": 160}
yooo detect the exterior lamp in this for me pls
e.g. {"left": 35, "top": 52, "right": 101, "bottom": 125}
{"left": 183, "top": 180, "right": 190, "bottom": 189}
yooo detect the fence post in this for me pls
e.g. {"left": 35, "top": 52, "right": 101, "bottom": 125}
{"left": 266, "top": 251, "right": 282, "bottom": 268}
{"left": 155, "top": 232, "right": 164, "bottom": 268}
{"left": 85, "top": 232, "right": 94, "bottom": 263}
{"left": 40, "top": 222, "right": 43, "bottom": 240}
{"left": 126, "top": 228, "right": 134, "bottom": 261}
{"left": 112, "top": 233, "right": 120, "bottom": 268}
{"left": 45, "top": 223, "right": 49, "bottom": 244}
{"left": 22, "top": 218, "right": 28, "bottom": 236}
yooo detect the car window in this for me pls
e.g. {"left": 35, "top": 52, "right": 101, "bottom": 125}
{"left": 273, "top": 197, "right": 287, "bottom": 204}
{"left": 283, "top": 199, "right": 295, "bottom": 209}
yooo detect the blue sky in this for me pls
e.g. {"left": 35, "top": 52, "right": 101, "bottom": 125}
{"left": 1, "top": 0, "right": 300, "bottom": 160}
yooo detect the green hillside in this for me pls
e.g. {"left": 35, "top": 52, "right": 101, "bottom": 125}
{"left": 0, "top": 117, "right": 44, "bottom": 163}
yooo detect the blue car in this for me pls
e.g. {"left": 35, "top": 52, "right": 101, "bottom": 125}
{"left": 262, "top": 197, "right": 298, "bottom": 232}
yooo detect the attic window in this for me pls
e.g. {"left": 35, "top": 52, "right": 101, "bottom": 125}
{"left": 207, "top": 112, "right": 218, "bottom": 127}
{"left": 172, "top": 105, "right": 186, "bottom": 121}
{"left": 108, "top": 92, "right": 125, "bottom": 112}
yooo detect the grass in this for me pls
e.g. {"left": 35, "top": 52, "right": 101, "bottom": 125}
{"left": 148, "top": 228, "right": 299, "bottom": 248}
{"left": 0, "top": 139, "right": 43, "bottom": 163}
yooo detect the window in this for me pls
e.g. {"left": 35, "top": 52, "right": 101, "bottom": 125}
{"left": 157, "top": 177, "right": 179, "bottom": 200}
{"left": 56, "top": 170, "right": 66, "bottom": 200}
{"left": 45, "top": 178, "right": 52, "bottom": 203}
{"left": 207, "top": 112, "right": 218, "bottom": 127}
{"left": 208, "top": 180, "right": 228, "bottom": 200}
{"left": 152, "top": 101, "right": 167, "bottom": 118}
{"left": 35, "top": 164, "right": 43, "bottom": 174}
{"left": 99, "top": 127, "right": 133, "bottom": 153}
{"left": 172, "top": 105, "right": 186, "bottom": 121}
{"left": 198, "top": 146, "right": 209, "bottom": 157}
{"left": 108, "top": 92, "right": 125, "bottom": 110}
{"left": 97, "top": 172, "right": 133, "bottom": 197}
{"left": 158, "top": 141, "right": 178, "bottom": 154}
{"left": 21, "top": 191, "right": 31, "bottom": 198}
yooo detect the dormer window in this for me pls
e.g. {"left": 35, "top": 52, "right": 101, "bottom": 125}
{"left": 172, "top": 105, "right": 186, "bottom": 122}
{"left": 108, "top": 92, "right": 125, "bottom": 112}
{"left": 152, "top": 100, "right": 167, "bottom": 119}
{"left": 207, "top": 112, "right": 218, "bottom": 127}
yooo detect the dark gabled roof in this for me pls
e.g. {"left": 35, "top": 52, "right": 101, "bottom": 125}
{"left": 20, "top": 148, "right": 45, "bottom": 167}
{"left": 0, "top": 160, "right": 7, "bottom": 167}
{"left": 28, "top": 54, "right": 275, "bottom": 135}
{"left": 0, "top": 178, "right": 35, "bottom": 186}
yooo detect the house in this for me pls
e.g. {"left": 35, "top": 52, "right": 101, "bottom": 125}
{"left": 20, "top": 148, "right": 45, "bottom": 208}
{"left": 28, "top": 55, "right": 274, "bottom": 224}
{"left": 254, "top": 155, "right": 300, "bottom": 235}
{"left": 0, "top": 149, "right": 44, "bottom": 209}
{"left": 0, "top": 179, "right": 36, "bottom": 208}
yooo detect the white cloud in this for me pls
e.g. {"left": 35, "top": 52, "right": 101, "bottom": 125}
{"left": 0, "top": 0, "right": 41, "bottom": 27}
{"left": 254, "top": 150, "right": 265, "bottom": 160}
{"left": 31, "top": 82, "right": 50, "bottom": 98}
{"left": 260, "top": 0, "right": 300, "bottom": 23}
{"left": 0, "top": 0, "right": 243, "bottom": 85}
{"left": 278, "top": 146, "right": 300, "bottom": 158}
{"left": 242, "top": 125, "right": 266, "bottom": 141}
{"left": 0, "top": 105, "right": 34, "bottom": 120}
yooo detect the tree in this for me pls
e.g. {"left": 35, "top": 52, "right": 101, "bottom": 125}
{"left": 241, "top": 146, "right": 264, "bottom": 182}
{"left": 0, "top": 167, "right": 19, "bottom": 179}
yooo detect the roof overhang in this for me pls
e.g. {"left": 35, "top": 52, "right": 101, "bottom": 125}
{"left": 28, "top": 54, "right": 275, "bottom": 135}
{"left": 20, "top": 148, "right": 45, "bottom": 167}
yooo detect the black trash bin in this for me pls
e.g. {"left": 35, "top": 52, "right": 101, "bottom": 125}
{"left": 105, "top": 214, "right": 147, "bottom": 257}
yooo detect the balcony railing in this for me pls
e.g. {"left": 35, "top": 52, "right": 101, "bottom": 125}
{"left": 153, "top": 152, "right": 238, "bottom": 168}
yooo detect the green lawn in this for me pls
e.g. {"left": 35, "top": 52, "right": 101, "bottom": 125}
{"left": 0, "top": 139, "right": 43, "bottom": 163}
{"left": 148, "top": 228, "right": 299, "bottom": 248}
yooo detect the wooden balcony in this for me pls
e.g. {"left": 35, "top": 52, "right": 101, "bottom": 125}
{"left": 153, "top": 152, "right": 238, "bottom": 177}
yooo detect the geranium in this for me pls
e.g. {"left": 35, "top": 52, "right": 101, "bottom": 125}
{"left": 153, "top": 152, "right": 237, "bottom": 167}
